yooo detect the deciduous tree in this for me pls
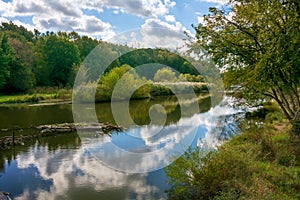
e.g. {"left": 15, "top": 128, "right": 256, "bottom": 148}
{"left": 195, "top": 0, "right": 300, "bottom": 122}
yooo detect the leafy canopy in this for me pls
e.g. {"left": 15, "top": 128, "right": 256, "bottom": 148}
{"left": 195, "top": 0, "right": 300, "bottom": 121}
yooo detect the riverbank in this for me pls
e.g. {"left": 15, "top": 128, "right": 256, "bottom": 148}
{"left": 0, "top": 82, "right": 209, "bottom": 104}
{"left": 0, "top": 88, "right": 72, "bottom": 104}
{"left": 165, "top": 119, "right": 300, "bottom": 199}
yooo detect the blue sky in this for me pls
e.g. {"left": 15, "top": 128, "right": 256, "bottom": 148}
{"left": 0, "top": 0, "right": 228, "bottom": 46}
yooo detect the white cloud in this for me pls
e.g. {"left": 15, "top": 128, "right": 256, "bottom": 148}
{"left": 197, "top": 16, "right": 205, "bottom": 24}
{"left": 139, "top": 18, "right": 191, "bottom": 49}
{"left": 107, "top": 18, "right": 191, "bottom": 50}
{"left": 0, "top": 0, "right": 82, "bottom": 17}
{"left": 0, "top": 0, "right": 178, "bottom": 39}
{"left": 81, "top": 0, "right": 176, "bottom": 18}
{"left": 0, "top": 17, "right": 9, "bottom": 24}
{"left": 164, "top": 15, "right": 175, "bottom": 22}
{"left": 0, "top": 0, "right": 115, "bottom": 39}
{"left": 198, "top": 0, "right": 229, "bottom": 5}
{"left": 32, "top": 15, "right": 114, "bottom": 39}
{"left": 13, "top": 143, "right": 163, "bottom": 200}
{"left": 0, "top": 17, "right": 37, "bottom": 32}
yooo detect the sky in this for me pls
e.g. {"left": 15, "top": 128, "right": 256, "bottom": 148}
{"left": 0, "top": 0, "right": 228, "bottom": 47}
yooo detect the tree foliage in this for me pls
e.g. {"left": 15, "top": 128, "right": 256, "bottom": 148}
{"left": 195, "top": 0, "right": 300, "bottom": 122}
{"left": 0, "top": 21, "right": 210, "bottom": 95}
{"left": 0, "top": 33, "right": 11, "bottom": 88}
{"left": 0, "top": 22, "right": 100, "bottom": 93}
{"left": 96, "top": 64, "right": 150, "bottom": 101}
{"left": 108, "top": 48, "right": 200, "bottom": 78}
{"left": 42, "top": 34, "right": 80, "bottom": 86}
{"left": 154, "top": 68, "right": 177, "bottom": 82}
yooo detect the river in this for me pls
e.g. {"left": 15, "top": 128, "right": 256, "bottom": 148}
{"left": 0, "top": 94, "right": 239, "bottom": 200}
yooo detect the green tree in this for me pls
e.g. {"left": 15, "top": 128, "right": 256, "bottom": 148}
{"left": 42, "top": 34, "right": 80, "bottom": 86}
{"left": 154, "top": 67, "right": 177, "bottom": 82}
{"left": 0, "top": 33, "right": 10, "bottom": 89}
{"left": 4, "top": 38, "right": 35, "bottom": 92}
{"left": 96, "top": 64, "right": 150, "bottom": 101}
{"left": 74, "top": 34, "right": 100, "bottom": 61}
{"left": 179, "top": 73, "right": 204, "bottom": 82}
{"left": 33, "top": 37, "right": 51, "bottom": 86}
{"left": 195, "top": 0, "right": 300, "bottom": 122}
{"left": 1, "top": 21, "right": 34, "bottom": 43}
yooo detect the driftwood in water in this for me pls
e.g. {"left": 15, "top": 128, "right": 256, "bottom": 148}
{"left": 0, "top": 191, "right": 10, "bottom": 200}
{"left": 36, "top": 123, "right": 123, "bottom": 134}
{"left": 0, "top": 123, "right": 124, "bottom": 150}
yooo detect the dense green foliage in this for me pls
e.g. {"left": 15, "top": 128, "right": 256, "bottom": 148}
{"left": 154, "top": 68, "right": 177, "bottom": 82}
{"left": 0, "top": 22, "right": 100, "bottom": 93}
{"left": 97, "top": 64, "right": 151, "bottom": 101}
{"left": 73, "top": 65, "right": 207, "bottom": 102}
{"left": 0, "top": 33, "right": 11, "bottom": 88}
{"left": 195, "top": 0, "right": 300, "bottom": 122}
{"left": 108, "top": 48, "right": 199, "bottom": 78}
{"left": 0, "top": 22, "right": 207, "bottom": 96}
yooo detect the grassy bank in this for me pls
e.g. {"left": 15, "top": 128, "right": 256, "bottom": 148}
{"left": 165, "top": 109, "right": 300, "bottom": 199}
{"left": 0, "top": 88, "right": 72, "bottom": 104}
{"left": 0, "top": 82, "right": 208, "bottom": 104}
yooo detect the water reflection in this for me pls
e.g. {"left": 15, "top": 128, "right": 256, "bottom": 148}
{"left": 81, "top": 97, "right": 238, "bottom": 173}
{"left": 0, "top": 104, "right": 74, "bottom": 130}
{"left": 0, "top": 141, "right": 168, "bottom": 200}
{"left": 80, "top": 94, "right": 212, "bottom": 127}
{"left": 0, "top": 96, "right": 240, "bottom": 199}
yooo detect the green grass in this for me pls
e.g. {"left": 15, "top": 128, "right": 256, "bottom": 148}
{"left": 0, "top": 88, "right": 72, "bottom": 104}
{"left": 165, "top": 121, "right": 300, "bottom": 200}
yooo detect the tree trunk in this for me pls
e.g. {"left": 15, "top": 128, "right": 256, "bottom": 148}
{"left": 291, "top": 111, "right": 300, "bottom": 135}
{"left": 272, "top": 89, "right": 293, "bottom": 121}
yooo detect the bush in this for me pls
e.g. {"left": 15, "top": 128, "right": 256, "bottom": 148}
{"left": 154, "top": 68, "right": 177, "bottom": 82}
{"left": 245, "top": 101, "right": 284, "bottom": 124}
{"left": 75, "top": 65, "right": 152, "bottom": 102}
{"left": 150, "top": 84, "right": 174, "bottom": 96}
{"left": 56, "top": 88, "right": 72, "bottom": 99}
{"left": 73, "top": 82, "right": 97, "bottom": 103}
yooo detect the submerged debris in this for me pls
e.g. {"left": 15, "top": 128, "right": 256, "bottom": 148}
{"left": 36, "top": 123, "right": 123, "bottom": 134}
{"left": 0, "top": 123, "right": 124, "bottom": 150}
{"left": 0, "top": 191, "right": 11, "bottom": 200}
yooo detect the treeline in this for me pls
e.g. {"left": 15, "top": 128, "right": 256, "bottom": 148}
{"left": 0, "top": 22, "right": 201, "bottom": 94}
{"left": 0, "top": 22, "right": 100, "bottom": 93}
{"left": 74, "top": 65, "right": 207, "bottom": 102}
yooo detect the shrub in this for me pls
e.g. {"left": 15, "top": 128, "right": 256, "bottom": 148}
{"left": 73, "top": 82, "right": 97, "bottom": 103}
{"left": 165, "top": 122, "right": 300, "bottom": 199}
{"left": 154, "top": 68, "right": 177, "bottom": 82}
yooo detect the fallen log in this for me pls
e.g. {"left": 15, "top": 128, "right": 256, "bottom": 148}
{"left": 0, "top": 192, "right": 10, "bottom": 200}
{"left": 0, "top": 122, "right": 124, "bottom": 150}
{"left": 36, "top": 123, "right": 123, "bottom": 134}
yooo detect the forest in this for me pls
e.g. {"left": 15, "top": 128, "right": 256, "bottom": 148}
{"left": 0, "top": 22, "right": 201, "bottom": 95}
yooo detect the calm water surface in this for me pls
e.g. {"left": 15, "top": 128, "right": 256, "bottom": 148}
{"left": 0, "top": 95, "right": 237, "bottom": 200}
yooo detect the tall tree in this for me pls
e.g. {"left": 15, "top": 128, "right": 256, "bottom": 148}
{"left": 4, "top": 38, "right": 35, "bottom": 92}
{"left": 195, "top": 0, "right": 300, "bottom": 122}
{"left": 42, "top": 34, "right": 80, "bottom": 86}
{"left": 0, "top": 33, "right": 11, "bottom": 89}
